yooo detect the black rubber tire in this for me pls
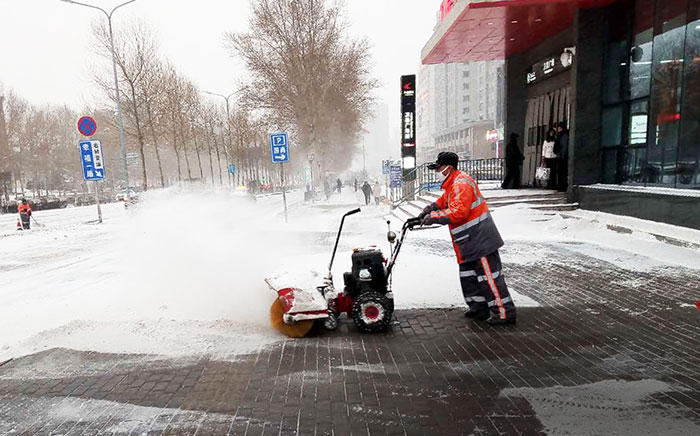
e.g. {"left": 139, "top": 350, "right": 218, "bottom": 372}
{"left": 351, "top": 291, "right": 393, "bottom": 333}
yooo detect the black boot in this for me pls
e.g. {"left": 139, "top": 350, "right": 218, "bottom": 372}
{"left": 486, "top": 316, "right": 516, "bottom": 326}
{"left": 464, "top": 309, "right": 490, "bottom": 320}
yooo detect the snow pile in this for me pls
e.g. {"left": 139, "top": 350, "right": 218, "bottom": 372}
{"left": 491, "top": 204, "right": 700, "bottom": 272}
{"left": 0, "top": 189, "right": 310, "bottom": 360}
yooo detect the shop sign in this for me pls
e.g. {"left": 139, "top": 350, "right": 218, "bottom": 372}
{"left": 401, "top": 74, "right": 417, "bottom": 177}
{"left": 403, "top": 112, "right": 415, "bottom": 143}
{"left": 526, "top": 53, "right": 571, "bottom": 85}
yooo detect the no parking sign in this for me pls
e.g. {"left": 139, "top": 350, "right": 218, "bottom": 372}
{"left": 78, "top": 116, "right": 97, "bottom": 137}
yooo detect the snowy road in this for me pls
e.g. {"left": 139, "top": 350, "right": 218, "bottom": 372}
{"left": 2, "top": 187, "right": 700, "bottom": 435}
{"left": 1, "top": 187, "right": 700, "bottom": 363}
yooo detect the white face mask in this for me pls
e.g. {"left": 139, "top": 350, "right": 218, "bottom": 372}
{"left": 436, "top": 167, "right": 450, "bottom": 183}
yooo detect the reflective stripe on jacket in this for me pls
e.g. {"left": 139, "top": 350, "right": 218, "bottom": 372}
{"left": 422, "top": 170, "right": 503, "bottom": 263}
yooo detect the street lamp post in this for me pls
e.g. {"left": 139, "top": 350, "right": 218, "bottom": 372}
{"left": 308, "top": 152, "right": 314, "bottom": 203}
{"left": 60, "top": 0, "right": 136, "bottom": 195}
{"left": 203, "top": 91, "right": 237, "bottom": 188}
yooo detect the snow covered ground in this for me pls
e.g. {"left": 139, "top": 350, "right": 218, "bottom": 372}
{"left": 1, "top": 186, "right": 699, "bottom": 362}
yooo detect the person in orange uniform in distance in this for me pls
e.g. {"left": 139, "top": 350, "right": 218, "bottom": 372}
{"left": 17, "top": 198, "right": 32, "bottom": 230}
{"left": 417, "top": 152, "right": 517, "bottom": 326}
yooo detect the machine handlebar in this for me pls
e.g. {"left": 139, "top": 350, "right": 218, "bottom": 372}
{"left": 346, "top": 208, "right": 362, "bottom": 216}
{"left": 405, "top": 217, "right": 422, "bottom": 229}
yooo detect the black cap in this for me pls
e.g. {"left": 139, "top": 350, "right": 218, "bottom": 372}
{"left": 427, "top": 151, "right": 459, "bottom": 170}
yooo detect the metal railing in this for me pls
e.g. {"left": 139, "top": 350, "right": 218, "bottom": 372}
{"left": 390, "top": 158, "right": 504, "bottom": 208}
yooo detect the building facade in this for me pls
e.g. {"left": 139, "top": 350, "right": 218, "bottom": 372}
{"left": 422, "top": 0, "right": 700, "bottom": 229}
{"left": 416, "top": 57, "right": 504, "bottom": 164}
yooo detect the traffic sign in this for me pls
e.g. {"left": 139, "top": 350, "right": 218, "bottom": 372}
{"left": 269, "top": 132, "right": 290, "bottom": 163}
{"left": 78, "top": 116, "right": 97, "bottom": 137}
{"left": 390, "top": 165, "right": 402, "bottom": 188}
{"left": 382, "top": 160, "right": 390, "bottom": 174}
{"left": 79, "top": 139, "right": 105, "bottom": 181}
{"left": 228, "top": 164, "right": 236, "bottom": 174}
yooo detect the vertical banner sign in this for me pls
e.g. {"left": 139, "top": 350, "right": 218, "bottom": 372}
{"left": 78, "top": 139, "right": 104, "bottom": 224}
{"left": 79, "top": 140, "right": 105, "bottom": 181}
{"left": 401, "top": 75, "right": 417, "bottom": 180}
{"left": 390, "top": 165, "right": 402, "bottom": 188}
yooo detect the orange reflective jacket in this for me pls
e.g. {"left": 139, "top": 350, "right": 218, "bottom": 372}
{"left": 423, "top": 170, "right": 503, "bottom": 263}
{"left": 18, "top": 203, "right": 32, "bottom": 214}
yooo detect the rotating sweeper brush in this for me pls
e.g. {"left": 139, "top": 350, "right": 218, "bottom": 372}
{"left": 265, "top": 208, "right": 430, "bottom": 338}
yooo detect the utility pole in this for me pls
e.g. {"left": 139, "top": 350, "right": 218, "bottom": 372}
{"left": 203, "top": 90, "right": 237, "bottom": 188}
{"left": 60, "top": 0, "right": 137, "bottom": 195}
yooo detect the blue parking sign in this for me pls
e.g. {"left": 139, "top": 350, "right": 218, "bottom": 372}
{"left": 382, "top": 160, "right": 390, "bottom": 174}
{"left": 79, "top": 140, "right": 105, "bottom": 181}
{"left": 269, "top": 132, "right": 290, "bottom": 163}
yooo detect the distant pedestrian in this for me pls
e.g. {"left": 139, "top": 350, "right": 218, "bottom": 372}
{"left": 554, "top": 121, "right": 569, "bottom": 192}
{"left": 324, "top": 179, "right": 331, "bottom": 200}
{"left": 374, "top": 181, "right": 381, "bottom": 205}
{"left": 361, "top": 181, "right": 372, "bottom": 205}
{"left": 502, "top": 133, "right": 523, "bottom": 189}
{"left": 17, "top": 198, "right": 32, "bottom": 230}
{"left": 418, "top": 151, "right": 516, "bottom": 326}
{"left": 336, "top": 178, "right": 342, "bottom": 193}
{"left": 354, "top": 178, "right": 358, "bottom": 192}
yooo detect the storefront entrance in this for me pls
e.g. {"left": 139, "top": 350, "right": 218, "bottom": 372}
{"left": 523, "top": 87, "right": 571, "bottom": 186}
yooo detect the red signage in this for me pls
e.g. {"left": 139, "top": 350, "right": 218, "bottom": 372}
{"left": 440, "top": 0, "right": 457, "bottom": 22}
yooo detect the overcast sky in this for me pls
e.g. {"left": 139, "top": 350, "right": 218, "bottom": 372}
{"left": 0, "top": 0, "right": 439, "bottom": 130}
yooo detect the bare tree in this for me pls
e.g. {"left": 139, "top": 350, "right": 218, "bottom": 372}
{"left": 140, "top": 60, "right": 168, "bottom": 188}
{"left": 93, "top": 20, "right": 158, "bottom": 190}
{"left": 226, "top": 0, "right": 377, "bottom": 171}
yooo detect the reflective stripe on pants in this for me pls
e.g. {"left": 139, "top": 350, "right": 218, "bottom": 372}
{"left": 458, "top": 250, "right": 516, "bottom": 320}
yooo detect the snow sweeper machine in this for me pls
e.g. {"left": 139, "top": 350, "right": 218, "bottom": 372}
{"left": 266, "top": 208, "right": 429, "bottom": 338}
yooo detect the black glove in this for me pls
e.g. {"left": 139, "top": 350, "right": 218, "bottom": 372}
{"left": 421, "top": 214, "right": 435, "bottom": 226}
{"left": 406, "top": 217, "right": 422, "bottom": 229}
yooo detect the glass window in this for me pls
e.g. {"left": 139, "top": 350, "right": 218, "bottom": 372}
{"left": 678, "top": 16, "right": 700, "bottom": 187}
{"left": 604, "top": 39, "right": 628, "bottom": 104}
{"left": 623, "top": 147, "right": 648, "bottom": 183}
{"left": 602, "top": 105, "right": 624, "bottom": 147}
{"left": 647, "top": 0, "right": 687, "bottom": 186}
{"left": 603, "top": 1, "right": 631, "bottom": 104}
{"left": 602, "top": 148, "right": 619, "bottom": 183}
{"left": 630, "top": 0, "right": 655, "bottom": 99}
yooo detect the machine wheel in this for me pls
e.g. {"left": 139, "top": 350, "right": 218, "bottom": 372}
{"left": 351, "top": 292, "right": 393, "bottom": 333}
{"left": 269, "top": 299, "right": 314, "bottom": 338}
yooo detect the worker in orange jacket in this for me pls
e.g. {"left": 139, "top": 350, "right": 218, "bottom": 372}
{"left": 418, "top": 152, "right": 516, "bottom": 325}
{"left": 18, "top": 198, "right": 32, "bottom": 230}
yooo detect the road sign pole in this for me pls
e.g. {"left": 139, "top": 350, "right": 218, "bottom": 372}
{"left": 281, "top": 163, "right": 288, "bottom": 224}
{"left": 95, "top": 181, "right": 103, "bottom": 224}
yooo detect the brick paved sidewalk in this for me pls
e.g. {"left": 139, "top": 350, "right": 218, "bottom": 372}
{"left": 1, "top": 241, "right": 700, "bottom": 435}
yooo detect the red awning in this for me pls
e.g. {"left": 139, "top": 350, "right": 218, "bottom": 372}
{"left": 422, "top": 0, "right": 618, "bottom": 64}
